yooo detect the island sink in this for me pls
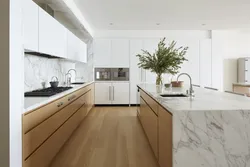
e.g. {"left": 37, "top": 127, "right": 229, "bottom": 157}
{"left": 160, "top": 94, "right": 188, "bottom": 97}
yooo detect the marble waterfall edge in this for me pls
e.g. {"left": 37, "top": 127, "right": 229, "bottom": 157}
{"left": 173, "top": 110, "right": 250, "bottom": 167}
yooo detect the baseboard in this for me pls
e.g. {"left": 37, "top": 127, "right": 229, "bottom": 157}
{"left": 95, "top": 104, "right": 130, "bottom": 107}
{"left": 130, "top": 104, "right": 140, "bottom": 106}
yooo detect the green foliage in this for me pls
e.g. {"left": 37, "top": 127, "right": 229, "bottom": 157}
{"left": 136, "top": 38, "right": 188, "bottom": 76}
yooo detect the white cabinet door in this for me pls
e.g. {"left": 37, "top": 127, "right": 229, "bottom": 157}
{"left": 245, "top": 59, "right": 250, "bottom": 82}
{"left": 111, "top": 39, "right": 130, "bottom": 67}
{"left": 67, "top": 31, "right": 81, "bottom": 61}
{"left": 112, "top": 83, "right": 130, "bottom": 104}
{"left": 95, "top": 83, "right": 112, "bottom": 104}
{"left": 39, "top": 8, "right": 67, "bottom": 58}
{"left": 94, "top": 39, "right": 112, "bottom": 67}
{"left": 200, "top": 39, "right": 212, "bottom": 87}
{"left": 144, "top": 39, "right": 160, "bottom": 83}
{"left": 130, "top": 39, "right": 144, "bottom": 104}
{"left": 79, "top": 41, "right": 87, "bottom": 63}
{"left": 23, "top": 0, "right": 39, "bottom": 51}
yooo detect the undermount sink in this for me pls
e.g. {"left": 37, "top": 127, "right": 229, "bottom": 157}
{"left": 160, "top": 94, "right": 188, "bottom": 97}
{"left": 71, "top": 82, "right": 85, "bottom": 85}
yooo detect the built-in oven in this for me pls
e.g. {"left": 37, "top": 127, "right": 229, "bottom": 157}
{"left": 111, "top": 68, "right": 129, "bottom": 81}
{"left": 95, "top": 68, "right": 111, "bottom": 81}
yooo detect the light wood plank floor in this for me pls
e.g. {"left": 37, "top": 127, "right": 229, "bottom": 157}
{"left": 50, "top": 107, "right": 159, "bottom": 167}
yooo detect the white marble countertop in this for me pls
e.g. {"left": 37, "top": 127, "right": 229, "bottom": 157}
{"left": 24, "top": 81, "right": 94, "bottom": 113}
{"left": 138, "top": 83, "right": 250, "bottom": 113}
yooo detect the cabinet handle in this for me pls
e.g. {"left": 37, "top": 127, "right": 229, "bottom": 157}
{"left": 57, "top": 102, "right": 63, "bottom": 107}
{"left": 68, "top": 95, "right": 76, "bottom": 101}
{"left": 113, "top": 86, "right": 114, "bottom": 101}
{"left": 109, "top": 86, "right": 111, "bottom": 101}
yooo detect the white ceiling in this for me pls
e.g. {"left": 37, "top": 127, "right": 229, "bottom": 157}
{"left": 73, "top": 0, "right": 250, "bottom": 30}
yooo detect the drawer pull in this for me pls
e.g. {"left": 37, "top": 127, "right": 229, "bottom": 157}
{"left": 57, "top": 102, "right": 63, "bottom": 107}
{"left": 68, "top": 95, "right": 76, "bottom": 101}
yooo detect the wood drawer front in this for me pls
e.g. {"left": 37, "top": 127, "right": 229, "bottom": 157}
{"left": 23, "top": 103, "right": 86, "bottom": 167}
{"left": 23, "top": 94, "right": 86, "bottom": 160}
{"left": 23, "top": 86, "right": 89, "bottom": 133}
{"left": 140, "top": 97, "right": 158, "bottom": 159}
{"left": 158, "top": 105, "right": 172, "bottom": 167}
{"left": 140, "top": 89, "right": 158, "bottom": 115}
{"left": 23, "top": 95, "right": 69, "bottom": 133}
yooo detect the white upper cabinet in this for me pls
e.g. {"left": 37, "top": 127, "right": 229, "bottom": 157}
{"left": 79, "top": 42, "right": 87, "bottom": 63}
{"left": 94, "top": 39, "right": 112, "bottom": 67}
{"left": 67, "top": 31, "right": 80, "bottom": 61}
{"left": 94, "top": 39, "right": 130, "bottom": 67}
{"left": 39, "top": 8, "right": 67, "bottom": 58}
{"left": 200, "top": 39, "right": 212, "bottom": 87}
{"left": 111, "top": 39, "right": 130, "bottom": 67}
{"left": 23, "top": 0, "right": 39, "bottom": 51}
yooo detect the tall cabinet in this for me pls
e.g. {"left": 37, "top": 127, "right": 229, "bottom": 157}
{"left": 130, "top": 39, "right": 145, "bottom": 104}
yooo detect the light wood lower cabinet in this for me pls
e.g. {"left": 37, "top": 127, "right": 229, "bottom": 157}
{"left": 23, "top": 94, "right": 85, "bottom": 159}
{"left": 23, "top": 83, "right": 95, "bottom": 167}
{"left": 139, "top": 89, "right": 173, "bottom": 167}
{"left": 158, "top": 105, "right": 172, "bottom": 167}
{"left": 23, "top": 103, "right": 86, "bottom": 167}
{"left": 140, "top": 97, "right": 158, "bottom": 159}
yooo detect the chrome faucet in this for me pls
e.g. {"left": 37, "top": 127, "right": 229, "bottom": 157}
{"left": 66, "top": 69, "right": 77, "bottom": 85}
{"left": 177, "top": 73, "right": 194, "bottom": 97}
{"left": 65, "top": 73, "right": 72, "bottom": 86}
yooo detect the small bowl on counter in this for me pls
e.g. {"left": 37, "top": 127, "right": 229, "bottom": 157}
{"left": 171, "top": 81, "right": 184, "bottom": 87}
{"left": 164, "top": 83, "right": 172, "bottom": 88}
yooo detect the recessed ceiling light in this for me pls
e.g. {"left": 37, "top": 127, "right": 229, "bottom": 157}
{"left": 202, "top": 24, "right": 206, "bottom": 26}
{"left": 109, "top": 23, "right": 113, "bottom": 25}
{"left": 156, "top": 23, "right": 161, "bottom": 26}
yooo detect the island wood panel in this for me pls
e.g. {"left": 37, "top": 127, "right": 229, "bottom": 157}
{"left": 158, "top": 105, "right": 172, "bottom": 167}
{"left": 23, "top": 86, "right": 89, "bottom": 133}
{"left": 23, "top": 93, "right": 86, "bottom": 159}
{"left": 140, "top": 97, "right": 158, "bottom": 160}
{"left": 23, "top": 103, "right": 87, "bottom": 167}
{"left": 140, "top": 89, "right": 158, "bottom": 115}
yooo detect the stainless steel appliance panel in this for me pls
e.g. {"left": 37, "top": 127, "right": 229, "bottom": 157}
{"left": 95, "top": 68, "right": 111, "bottom": 81}
{"left": 111, "top": 68, "right": 129, "bottom": 81}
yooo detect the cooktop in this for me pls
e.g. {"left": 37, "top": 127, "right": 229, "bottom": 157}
{"left": 25, "top": 87, "right": 73, "bottom": 97}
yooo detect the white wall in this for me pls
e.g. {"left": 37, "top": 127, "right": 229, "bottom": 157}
{"left": 10, "top": 0, "right": 23, "bottom": 166}
{"left": 212, "top": 30, "right": 250, "bottom": 91}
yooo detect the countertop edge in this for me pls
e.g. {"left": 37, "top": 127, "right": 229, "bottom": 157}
{"left": 24, "top": 81, "right": 94, "bottom": 113}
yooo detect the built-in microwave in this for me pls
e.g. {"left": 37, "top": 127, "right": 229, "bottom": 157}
{"left": 111, "top": 68, "right": 129, "bottom": 81}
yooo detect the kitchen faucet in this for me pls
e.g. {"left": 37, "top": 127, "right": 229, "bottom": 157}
{"left": 66, "top": 69, "right": 77, "bottom": 85}
{"left": 65, "top": 73, "right": 72, "bottom": 86}
{"left": 177, "top": 73, "right": 194, "bottom": 97}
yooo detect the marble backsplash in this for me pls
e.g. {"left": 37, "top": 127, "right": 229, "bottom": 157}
{"left": 24, "top": 54, "right": 75, "bottom": 92}
{"left": 24, "top": 40, "right": 94, "bottom": 92}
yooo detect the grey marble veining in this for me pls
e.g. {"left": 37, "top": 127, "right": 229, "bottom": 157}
{"left": 137, "top": 83, "right": 250, "bottom": 167}
{"left": 24, "top": 54, "right": 75, "bottom": 92}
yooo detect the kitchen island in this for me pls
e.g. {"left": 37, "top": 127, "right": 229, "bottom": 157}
{"left": 137, "top": 83, "right": 250, "bottom": 167}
